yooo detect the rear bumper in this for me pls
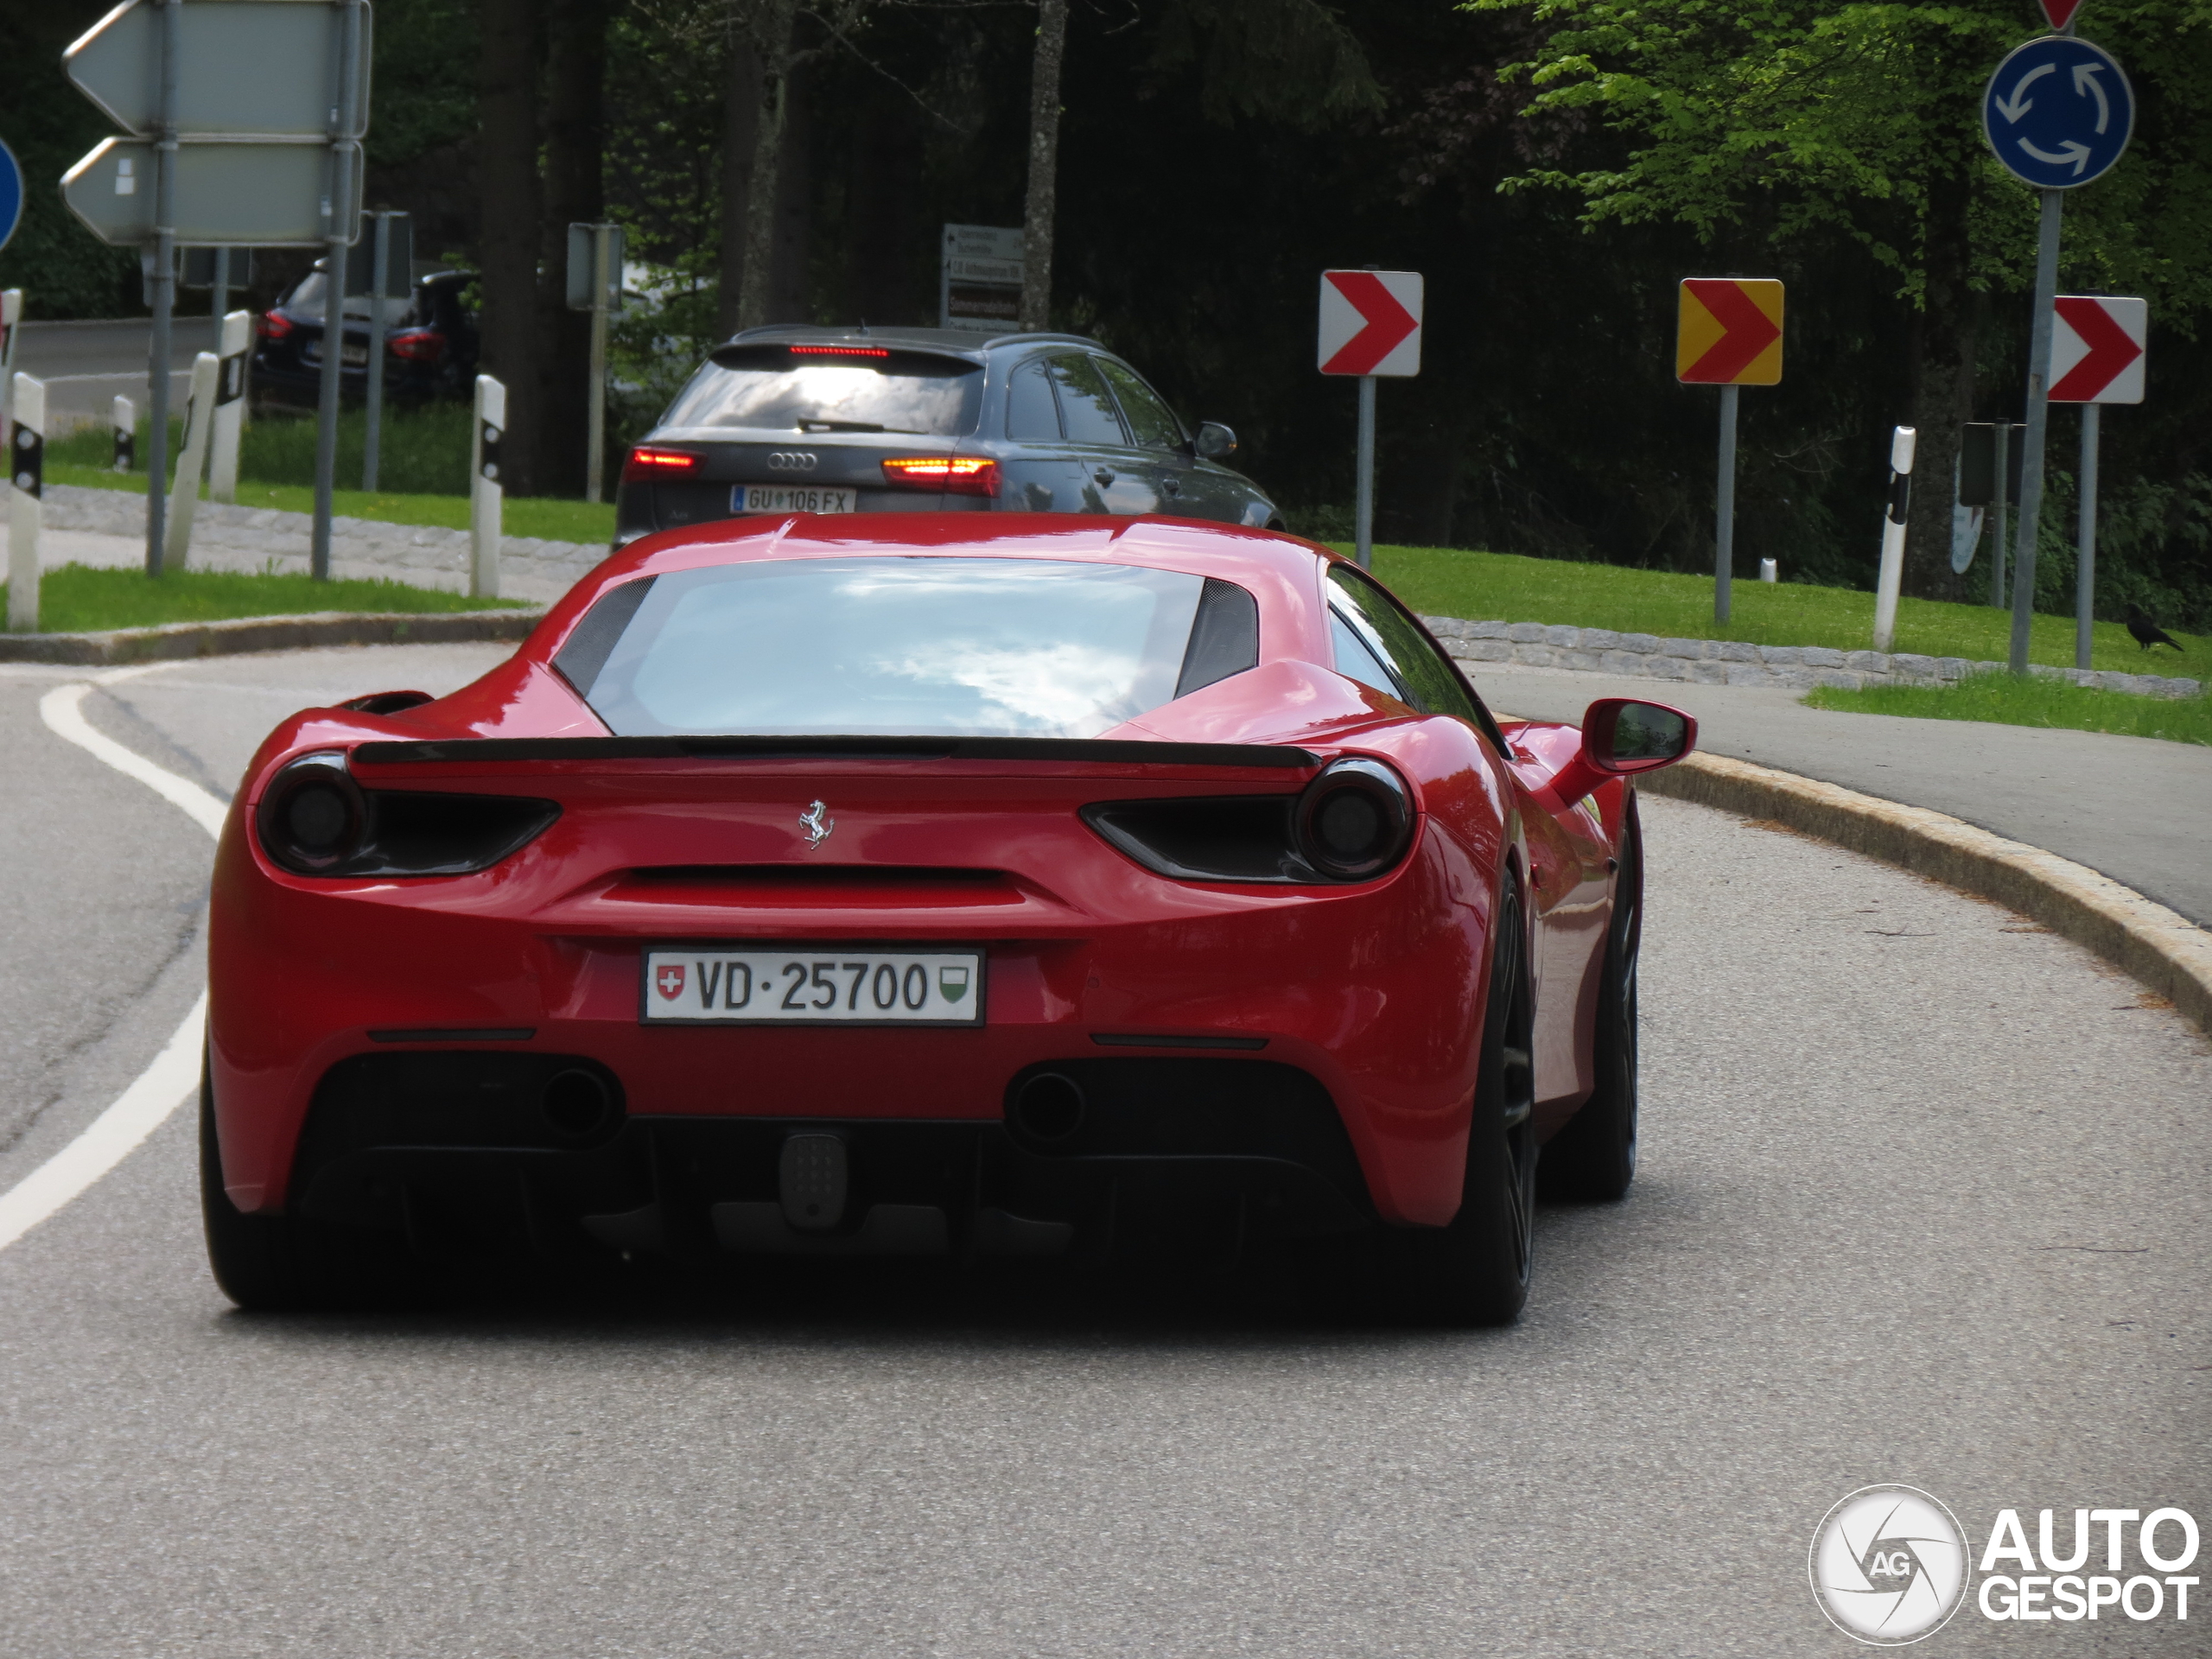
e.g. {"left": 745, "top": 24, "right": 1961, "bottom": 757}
{"left": 288, "top": 1053, "right": 1373, "bottom": 1263}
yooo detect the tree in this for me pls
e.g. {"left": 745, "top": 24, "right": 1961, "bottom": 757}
{"left": 1019, "top": 0, "right": 1070, "bottom": 331}
{"left": 1467, "top": 0, "right": 2212, "bottom": 598}
{"left": 476, "top": 0, "right": 546, "bottom": 495}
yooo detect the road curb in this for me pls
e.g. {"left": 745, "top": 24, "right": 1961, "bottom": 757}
{"left": 0, "top": 609, "right": 543, "bottom": 666}
{"left": 1637, "top": 752, "right": 2212, "bottom": 1035}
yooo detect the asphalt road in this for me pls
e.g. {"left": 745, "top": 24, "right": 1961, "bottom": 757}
{"left": 1477, "top": 662, "right": 2212, "bottom": 927}
{"left": 0, "top": 645, "right": 2206, "bottom": 1657}
{"left": 9, "top": 316, "right": 221, "bottom": 435}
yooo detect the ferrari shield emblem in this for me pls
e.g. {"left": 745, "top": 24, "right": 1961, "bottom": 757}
{"left": 938, "top": 965, "right": 970, "bottom": 1003}
{"left": 656, "top": 963, "right": 685, "bottom": 1001}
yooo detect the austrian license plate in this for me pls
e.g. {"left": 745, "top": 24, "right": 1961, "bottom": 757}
{"left": 735, "top": 484, "right": 855, "bottom": 514}
{"left": 304, "top": 342, "right": 371, "bottom": 366}
{"left": 643, "top": 946, "right": 982, "bottom": 1026}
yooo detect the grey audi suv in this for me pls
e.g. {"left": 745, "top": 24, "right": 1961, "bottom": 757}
{"left": 613, "top": 326, "right": 1280, "bottom": 543}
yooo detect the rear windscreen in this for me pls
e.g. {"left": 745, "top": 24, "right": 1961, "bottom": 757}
{"left": 556, "top": 558, "right": 1256, "bottom": 739}
{"left": 658, "top": 346, "right": 982, "bottom": 436}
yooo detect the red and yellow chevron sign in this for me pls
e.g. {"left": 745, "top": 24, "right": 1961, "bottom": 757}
{"left": 1676, "top": 278, "right": 1784, "bottom": 385}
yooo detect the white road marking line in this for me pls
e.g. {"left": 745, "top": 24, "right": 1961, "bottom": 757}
{"left": 0, "top": 995, "right": 207, "bottom": 1254}
{"left": 38, "top": 681, "right": 230, "bottom": 837}
{"left": 0, "top": 679, "right": 229, "bottom": 1255}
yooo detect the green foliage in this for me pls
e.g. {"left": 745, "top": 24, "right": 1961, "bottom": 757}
{"left": 1368, "top": 539, "right": 2201, "bottom": 672}
{"left": 1149, "top": 0, "right": 1384, "bottom": 127}
{"left": 47, "top": 404, "right": 476, "bottom": 497}
{"left": 0, "top": 3, "right": 140, "bottom": 316}
{"left": 0, "top": 563, "right": 518, "bottom": 634}
{"left": 1805, "top": 669, "right": 2211, "bottom": 745}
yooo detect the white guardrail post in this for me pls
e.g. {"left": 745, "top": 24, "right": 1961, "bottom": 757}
{"left": 162, "top": 350, "right": 221, "bottom": 572}
{"left": 9, "top": 372, "right": 44, "bottom": 632}
{"left": 1872, "top": 424, "right": 1916, "bottom": 653}
{"left": 112, "top": 395, "right": 137, "bottom": 472}
{"left": 209, "top": 308, "right": 251, "bottom": 504}
{"left": 0, "top": 290, "right": 22, "bottom": 454}
{"left": 470, "top": 373, "right": 505, "bottom": 599}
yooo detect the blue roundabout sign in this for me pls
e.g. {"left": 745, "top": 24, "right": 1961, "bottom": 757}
{"left": 0, "top": 138, "right": 24, "bottom": 256}
{"left": 1983, "top": 36, "right": 2135, "bottom": 189}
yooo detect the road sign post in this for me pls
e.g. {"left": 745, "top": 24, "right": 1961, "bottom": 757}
{"left": 1318, "top": 269, "right": 1423, "bottom": 569}
{"left": 353, "top": 211, "right": 410, "bottom": 492}
{"left": 310, "top": 0, "right": 370, "bottom": 582}
{"left": 2046, "top": 293, "right": 2145, "bottom": 667}
{"left": 64, "top": 0, "right": 374, "bottom": 579}
{"left": 1982, "top": 30, "right": 2134, "bottom": 671}
{"left": 1676, "top": 277, "right": 1783, "bottom": 623}
{"left": 568, "top": 222, "right": 626, "bottom": 503}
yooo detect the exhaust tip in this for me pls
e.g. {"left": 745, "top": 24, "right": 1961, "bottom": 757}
{"left": 1013, "top": 1071, "right": 1085, "bottom": 1143}
{"left": 541, "top": 1068, "right": 616, "bottom": 1141}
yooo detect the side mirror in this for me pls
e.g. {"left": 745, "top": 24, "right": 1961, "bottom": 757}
{"left": 1531, "top": 698, "right": 1696, "bottom": 811}
{"left": 1583, "top": 697, "right": 1694, "bottom": 773}
{"left": 1194, "top": 421, "right": 1237, "bottom": 460}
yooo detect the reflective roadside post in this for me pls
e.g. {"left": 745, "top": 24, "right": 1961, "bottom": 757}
{"left": 1871, "top": 426, "right": 1916, "bottom": 652}
{"left": 162, "top": 350, "right": 219, "bottom": 569}
{"left": 112, "top": 395, "right": 136, "bottom": 472}
{"left": 209, "top": 309, "right": 250, "bottom": 503}
{"left": 0, "top": 289, "right": 21, "bottom": 454}
{"left": 8, "top": 372, "right": 42, "bottom": 631}
{"left": 1676, "top": 277, "right": 1784, "bottom": 625}
{"left": 470, "top": 373, "right": 505, "bottom": 600}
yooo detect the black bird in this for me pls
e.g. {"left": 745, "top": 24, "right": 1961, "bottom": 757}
{"left": 2124, "top": 604, "right": 2183, "bottom": 652}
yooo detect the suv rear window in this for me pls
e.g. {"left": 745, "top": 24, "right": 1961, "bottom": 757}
{"left": 557, "top": 558, "right": 1258, "bottom": 740}
{"left": 660, "top": 346, "right": 982, "bottom": 436}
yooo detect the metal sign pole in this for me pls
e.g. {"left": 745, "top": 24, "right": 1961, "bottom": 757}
{"left": 2008, "top": 188, "right": 2064, "bottom": 671}
{"left": 2075, "top": 403, "right": 2100, "bottom": 670}
{"left": 145, "top": 0, "right": 181, "bottom": 576}
{"left": 363, "top": 211, "right": 389, "bottom": 492}
{"left": 1713, "top": 383, "right": 1739, "bottom": 623}
{"left": 210, "top": 246, "right": 229, "bottom": 328}
{"left": 586, "top": 224, "right": 611, "bottom": 505}
{"left": 311, "top": 0, "right": 366, "bottom": 580}
{"left": 1989, "top": 422, "right": 2010, "bottom": 607}
{"left": 1353, "top": 374, "right": 1376, "bottom": 569}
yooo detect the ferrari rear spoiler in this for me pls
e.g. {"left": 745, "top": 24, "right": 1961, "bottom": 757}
{"left": 352, "top": 736, "right": 1321, "bottom": 769}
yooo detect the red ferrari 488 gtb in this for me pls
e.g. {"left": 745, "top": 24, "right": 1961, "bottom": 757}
{"left": 203, "top": 515, "right": 1694, "bottom": 1322}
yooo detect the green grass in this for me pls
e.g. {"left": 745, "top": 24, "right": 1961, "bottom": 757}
{"left": 1364, "top": 543, "right": 2206, "bottom": 679}
{"left": 2, "top": 564, "right": 523, "bottom": 633}
{"left": 1804, "top": 671, "right": 2212, "bottom": 747}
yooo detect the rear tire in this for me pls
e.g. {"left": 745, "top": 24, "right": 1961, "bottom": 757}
{"left": 1539, "top": 796, "right": 1642, "bottom": 1202}
{"left": 1395, "top": 869, "right": 1538, "bottom": 1326}
{"left": 200, "top": 1057, "right": 412, "bottom": 1310}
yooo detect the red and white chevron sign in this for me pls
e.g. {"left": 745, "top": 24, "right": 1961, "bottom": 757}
{"left": 1318, "top": 270, "right": 1423, "bottom": 377}
{"left": 2049, "top": 295, "right": 2145, "bottom": 404}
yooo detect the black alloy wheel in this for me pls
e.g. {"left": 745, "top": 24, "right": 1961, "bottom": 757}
{"left": 1539, "top": 795, "right": 1643, "bottom": 1202}
{"left": 1397, "top": 868, "right": 1538, "bottom": 1325}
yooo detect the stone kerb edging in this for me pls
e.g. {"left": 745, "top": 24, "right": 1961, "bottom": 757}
{"left": 1635, "top": 751, "right": 2212, "bottom": 1035}
{"left": 0, "top": 608, "right": 543, "bottom": 666}
{"left": 1422, "top": 614, "right": 2202, "bottom": 701}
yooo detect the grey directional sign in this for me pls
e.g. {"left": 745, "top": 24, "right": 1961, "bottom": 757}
{"left": 65, "top": 0, "right": 372, "bottom": 138}
{"left": 61, "top": 137, "right": 359, "bottom": 248}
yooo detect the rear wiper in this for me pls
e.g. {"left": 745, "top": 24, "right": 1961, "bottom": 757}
{"left": 798, "top": 419, "right": 887, "bottom": 433}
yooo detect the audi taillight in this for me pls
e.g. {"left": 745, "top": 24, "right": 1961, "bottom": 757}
{"left": 257, "top": 310, "right": 293, "bottom": 341}
{"left": 623, "top": 447, "right": 702, "bottom": 481}
{"left": 880, "top": 455, "right": 1001, "bottom": 497}
{"left": 386, "top": 327, "right": 446, "bottom": 364}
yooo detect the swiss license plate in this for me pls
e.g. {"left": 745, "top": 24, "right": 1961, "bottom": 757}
{"left": 643, "top": 947, "right": 982, "bottom": 1026}
{"left": 736, "top": 484, "right": 855, "bottom": 514}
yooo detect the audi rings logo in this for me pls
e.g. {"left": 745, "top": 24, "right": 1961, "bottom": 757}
{"left": 1810, "top": 1485, "right": 1971, "bottom": 1645}
{"left": 766, "top": 451, "right": 818, "bottom": 472}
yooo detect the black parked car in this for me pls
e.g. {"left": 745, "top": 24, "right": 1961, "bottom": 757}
{"left": 251, "top": 264, "right": 480, "bottom": 414}
{"left": 614, "top": 326, "right": 1279, "bottom": 544}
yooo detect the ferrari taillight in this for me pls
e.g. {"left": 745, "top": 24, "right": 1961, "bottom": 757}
{"left": 257, "top": 754, "right": 561, "bottom": 878}
{"left": 880, "top": 455, "right": 1001, "bottom": 496}
{"left": 623, "top": 446, "right": 702, "bottom": 481}
{"left": 1082, "top": 760, "right": 1414, "bottom": 887}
